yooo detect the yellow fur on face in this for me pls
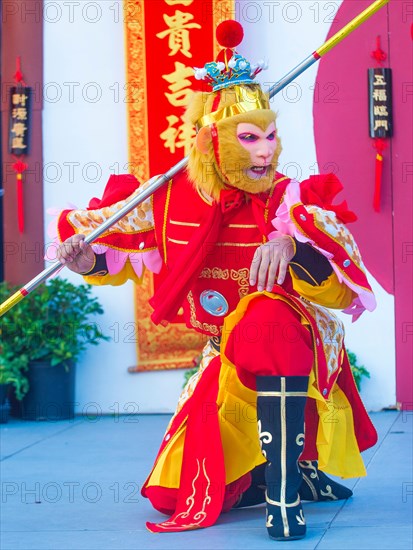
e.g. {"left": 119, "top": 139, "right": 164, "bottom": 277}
{"left": 185, "top": 86, "right": 282, "bottom": 200}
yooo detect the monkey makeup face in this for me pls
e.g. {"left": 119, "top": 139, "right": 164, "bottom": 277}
{"left": 215, "top": 111, "right": 281, "bottom": 194}
{"left": 186, "top": 89, "right": 282, "bottom": 200}
{"left": 236, "top": 122, "right": 277, "bottom": 179}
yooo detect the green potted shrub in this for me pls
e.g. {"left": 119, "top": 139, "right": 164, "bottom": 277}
{"left": 347, "top": 349, "right": 370, "bottom": 391}
{"left": 0, "top": 349, "right": 29, "bottom": 423}
{"left": 0, "top": 353, "right": 24, "bottom": 423}
{"left": 0, "top": 278, "right": 109, "bottom": 421}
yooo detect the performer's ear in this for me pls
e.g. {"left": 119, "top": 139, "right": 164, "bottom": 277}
{"left": 195, "top": 126, "right": 212, "bottom": 154}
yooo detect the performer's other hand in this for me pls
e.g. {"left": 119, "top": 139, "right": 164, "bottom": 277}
{"left": 56, "top": 234, "right": 96, "bottom": 275}
{"left": 249, "top": 236, "right": 295, "bottom": 292}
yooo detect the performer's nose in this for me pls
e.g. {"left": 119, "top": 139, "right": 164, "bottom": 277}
{"left": 256, "top": 142, "right": 273, "bottom": 160}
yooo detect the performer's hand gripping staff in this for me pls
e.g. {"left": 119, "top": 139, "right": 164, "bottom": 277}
{"left": 0, "top": 0, "right": 389, "bottom": 317}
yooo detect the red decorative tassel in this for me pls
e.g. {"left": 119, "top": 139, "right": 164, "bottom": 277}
{"left": 371, "top": 35, "right": 386, "bottom": 65}
{"left": 370, "top": 37, "right": 389, "bottom": 213}
{"left": 12, "top": 160, "right": 28, "bottom": 233}
{"left": 373, "top": 138, "right": 386, "bottom": 213}
{"left": 14, "top": 56, "right": 25, "bottom": 84}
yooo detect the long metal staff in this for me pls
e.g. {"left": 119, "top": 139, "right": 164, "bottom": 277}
{"left": 0, "top": 0, "right": 389, "bottom": 317}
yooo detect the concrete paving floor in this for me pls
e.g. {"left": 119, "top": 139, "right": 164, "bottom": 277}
{"left": 0, "top": 410, "right": 412, "bottom": 550}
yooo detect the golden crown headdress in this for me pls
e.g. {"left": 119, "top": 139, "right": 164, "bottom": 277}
{"left": 194, "top": 20, "right": 270, "bottom": 131}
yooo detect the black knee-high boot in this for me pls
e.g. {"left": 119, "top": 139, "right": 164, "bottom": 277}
{"left": 233, "top": 461, "right": 353, "bottom": 509}
{"left": 256, "top": 375, "right": 308, "bottom": 541}
{"left": 299, "top": 461, "right": 353, "bottom": 501}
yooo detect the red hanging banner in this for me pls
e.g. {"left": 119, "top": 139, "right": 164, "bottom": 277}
{"left": 144, "top": 2, "right": 215, "bottom": 176}
{"left": 124, "top": 0, "right": 235, "bottom": 371}
{"left": 8, "top": 57, "right": 32, "bottom": 233}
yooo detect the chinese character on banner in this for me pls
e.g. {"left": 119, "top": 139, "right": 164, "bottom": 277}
{"left": 156, "top": 10, "right": 201, "bottom": 58}
{"left": 162, "top": 61, "right": 195, "bottom": 107}
{"left": 368, "top": 37, "right": 393, "bottom": 212}
{"left": 9, "top": 87, "right": 31, "bottom": 155}
{"left": 125, "top": 0, "right": 234, "bottom": 372}
{"left": 160, "top": 114, "right": 196, "bottom": 155}
{"left": 164, "top": 0, "right": 194, "bottom": 6}
{"left": 147, "top": 0, "right": 207, "bottom": 174}
{"left": 8, "top": 57, "right": 32, "bottom": 233}
{"left": 161, "top": 61, "right": 196, "bottom": 154}
{"left": 369, "top": 69, "right": 393, "bottom": 138}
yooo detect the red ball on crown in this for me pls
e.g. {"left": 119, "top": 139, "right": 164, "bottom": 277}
{"left": 216, "top": 20, "right": 244, "bottom": 49}
{"left": 194, "top": 19, "right": 268, "bottom": 92}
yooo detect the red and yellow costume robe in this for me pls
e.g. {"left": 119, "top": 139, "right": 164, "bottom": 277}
{"left": 56, "top": 171, "right": 378, "bottom": 532}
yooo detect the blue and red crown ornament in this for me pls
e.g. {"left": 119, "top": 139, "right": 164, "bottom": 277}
{"left": 194, "top": 20, "right": 268, "bottom": 92}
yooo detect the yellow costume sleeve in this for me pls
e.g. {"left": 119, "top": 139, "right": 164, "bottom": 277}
{"left": 290, "top": 268, "right": 355, "bottom": 309}
{"left": 83, "top": 259, "right": 144, "bottom": 287}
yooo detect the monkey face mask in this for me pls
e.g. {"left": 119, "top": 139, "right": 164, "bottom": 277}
{"left": 215, "top": 112, "right": 281, "bottom": 194}
{"left": 189, "top": 110, "right": 282, "bottom": 199}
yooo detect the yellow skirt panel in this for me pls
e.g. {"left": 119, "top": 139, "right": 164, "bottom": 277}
{"left": 146, "top": 291, "right": 367, "bottom": 490}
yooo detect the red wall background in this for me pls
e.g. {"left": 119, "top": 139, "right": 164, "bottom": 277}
{"left": 1, "top": 1, "right": 44, "bottom": 285}
{"left": 314, "top": 0, "right": 412, "bottom": 409}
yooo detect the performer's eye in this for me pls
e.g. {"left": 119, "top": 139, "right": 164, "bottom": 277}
{"left": 267, "top": 131, "right": 276, "bottom": 141}
{"left": 238, "top": 133, "right": 258, "bottom": 142}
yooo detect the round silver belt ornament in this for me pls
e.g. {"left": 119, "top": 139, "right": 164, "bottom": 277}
{"left": 200, "top": 290, "right": 229, "bottom": 317}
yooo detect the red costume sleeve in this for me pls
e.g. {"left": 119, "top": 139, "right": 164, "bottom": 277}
{"left": 271, "top": 174, "right": 376, "bottom": 320}
{"left": 55, "top": 174, "right": 163, "bottom": 284}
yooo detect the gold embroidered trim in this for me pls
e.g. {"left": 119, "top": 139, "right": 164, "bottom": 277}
{"left": 79, "top": 254, "right": 97, "bottom": 275}
{"left": 158, "top": 458, "right": 212, "bottom": 529}
{"left": 75, "top": 242, "right": 158, "bottom": 254}
{"left": 290, "top": 206, "right": 371, "bottom": 294}
{"left": 266, "top": 494, "right": 301, "bottom": 507}
{"left": 169, "top": 219, "right": 200, "bottom": 227}
{"left": 302, "top": 474, "right": 319, "bottom": 501}
{"left": 227, "top": 223, "right": 258, "bottom": 229}
{"left": 125, "top": 0, "right": 226, "bottom": 374}
{"left": 257, "top": 391, "right": 308, "bottom": 398}
{"left": 200, "top": 267, "right": 230, "bottom": 280}
{"left": 230, "top": 268, "right": 250, "bottom": 297}
{"left": 273, "top": 176, "right": 289, "bottom": 186}
{"left": 125, "top": 0, "right": 149, "bottom": 182}
{"left": 311, "top": 209, "right": 360, "bottom": 262}
{"left": 187, "top": 291, "right": 221, "bottom": 336}
{"left": 167, "top": 237, "right": 189, "bottom": 245}
{"left": 289, "top": 261, "right": 319, "bottom": 286}
{"left": 199, "top": 267, "right": 249, "bottom": 298}
{"left": 162, "top": 180, "right": 173, "bottom": 265}
{"left": 280, "top": 377, "right": 289, "bottom": 537}
{"left": 84, "top": 269, "right": 108, "bottom": 278}
{"left": 65, "top": 212, "right": 152, "bottom": 241}
{"left": 196, "top": 94, "right": 270, "bottom": 131}
{"left": 216, "top": 242, "right": 262, "bottom": 247}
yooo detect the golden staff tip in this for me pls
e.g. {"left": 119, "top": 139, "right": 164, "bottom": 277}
{"left": 316, "top": 0, "right": 390, "bottom": 58}
{"left": 0, "top": 290, "right": 26, "bottom": 318}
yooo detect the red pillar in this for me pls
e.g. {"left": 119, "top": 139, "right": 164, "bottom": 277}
{"left": 1, "top": 0, "right": 44, "bottom": 285}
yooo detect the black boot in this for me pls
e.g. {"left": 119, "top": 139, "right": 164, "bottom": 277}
{"left": 299, "top": 461, "right": 353, "bottom": 501}
{"left": 233, "top": 461, "right": 353, "bottom": 509}
{"left": 257, "top": 375, "right": 308, "bottom": 541}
